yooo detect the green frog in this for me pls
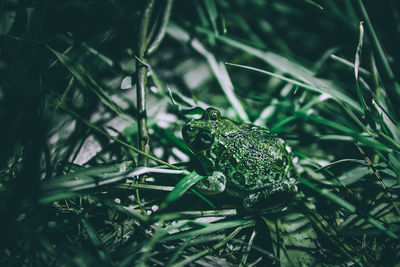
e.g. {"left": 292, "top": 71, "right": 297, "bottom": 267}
{"left": 182, "top": 108, "right": 297, "bottom": 209}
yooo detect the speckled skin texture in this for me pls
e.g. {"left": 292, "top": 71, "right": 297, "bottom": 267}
{"left": 182, "top": 108, "right": 297, "bottom": 209}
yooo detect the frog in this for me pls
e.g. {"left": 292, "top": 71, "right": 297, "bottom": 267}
{"left": 182, "top": 107, "right": 297, "bottom": 209}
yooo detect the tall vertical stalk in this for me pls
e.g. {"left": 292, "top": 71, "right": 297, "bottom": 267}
{"left": 135, "top": 0, "right": 174, "bottom": 168}
{"left": 136, "top": 0, "right": 155, "bottom": 168}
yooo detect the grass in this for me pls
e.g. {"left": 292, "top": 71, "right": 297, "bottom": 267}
{"left": 1, "top": 0, "right": 399, "bottom": 266}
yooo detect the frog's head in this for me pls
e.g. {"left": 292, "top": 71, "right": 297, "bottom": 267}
{"left": 182, "top": 108, "right": 238, "bottom": 153}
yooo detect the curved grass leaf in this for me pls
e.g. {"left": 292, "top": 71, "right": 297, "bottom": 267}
{"left": 225, "top": 62, "right": 362, "bottom": 113}
{"left": 191, "top": 39, "right": 249, "bottom": 122}
{"left": 41, "top": 164, "right": 187, "bottom": 202}
{"left": 161, "top": 171, "right": 205, "bottom": 209}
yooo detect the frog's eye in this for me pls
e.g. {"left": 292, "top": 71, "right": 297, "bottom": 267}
{"left": 206, "top": 108, "right": 221, "bottom": 121}
{"left": 193, "top": 131, "right": 215, "bottom": 151}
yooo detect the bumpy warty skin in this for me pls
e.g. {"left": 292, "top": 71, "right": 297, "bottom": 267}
{"left": 182, "top": 107, "right": 297, "bottom": 208}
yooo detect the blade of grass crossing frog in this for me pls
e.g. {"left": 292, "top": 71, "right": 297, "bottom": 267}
{"left": 161, "top": 171, "right": 205, "bottom": 209}
{"left": 190, "top": 39, "right": 249, "bottom": 122}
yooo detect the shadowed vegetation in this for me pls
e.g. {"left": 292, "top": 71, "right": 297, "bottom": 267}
{"left": 0, "top": 0, "right": 399, "bottom": 266}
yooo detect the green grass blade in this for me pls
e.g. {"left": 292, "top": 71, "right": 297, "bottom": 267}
{"left": 191, "top": 39, "right": 249, "bottom": 122}
{"left": 47, "top": 45, "right": 134, "bottom": 124}
{"left": 161, "top": 219, "right": 255, "bottom": 242}
{"left": 356, "top": 0, "right": 400, "bottom": 101}
{"left": 226, "top": 62, "right": 362, "bottom": 113}
{"left": 300, "top": 178, "right": 356, "bottom": 213}
{"left": 161, "top": 171, "right": 205, "bottom": 209}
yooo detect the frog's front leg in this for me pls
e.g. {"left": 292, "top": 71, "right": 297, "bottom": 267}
{"left": 195, "top": 171, "right": 226, "bottom": 194}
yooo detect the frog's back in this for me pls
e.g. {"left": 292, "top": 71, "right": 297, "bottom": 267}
{"left": 214, "top": 124, "right": 291, "bottom": 197}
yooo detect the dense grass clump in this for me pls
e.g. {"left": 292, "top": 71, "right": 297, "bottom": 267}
{"left": 1, "top": 0, "right": 399, "bottom": 266}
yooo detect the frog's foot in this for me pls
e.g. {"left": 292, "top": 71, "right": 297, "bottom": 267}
{"left": 243, "top": 183, "right": 298, "bottom": 210}
{"left": 195, "top": 171, "right": 226, "bottom": 194}
{"left": 243, "top": 192, "right": 262, "bottom": 209}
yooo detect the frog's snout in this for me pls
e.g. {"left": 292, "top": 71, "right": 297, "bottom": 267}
{"left": 182, "top": 123, "right": 193, "bottom": 133}
{"left": 182, "top": 122, "right": 200, "bottom": 147}
{"left": 182, "top": 123, "right": 215, "bottom": 152}
{"left": 182, "top": 123, "right": 194, "bottom": 142}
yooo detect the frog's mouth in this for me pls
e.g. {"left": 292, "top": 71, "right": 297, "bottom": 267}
{"left": 182, "top": 125, "right": 215, "bottom": 152}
